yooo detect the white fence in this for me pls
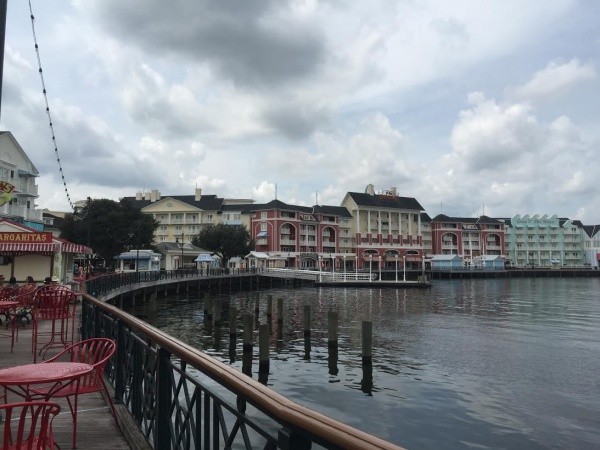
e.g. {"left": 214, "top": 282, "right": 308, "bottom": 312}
{"left": 266, "top": 268, "right": 376, "bottom": 282}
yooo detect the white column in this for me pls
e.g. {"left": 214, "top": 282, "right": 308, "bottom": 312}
{"left": 388, "top": 212, "right": 392, "bottom": 234}
{"left": 417, "top": 213, "right": 421, "bottom": 236}
{"left": 367, "top": 210, "right": 371, "bottom": 233}
{"left": 408, "top": 213, "right": 413, "bottom": 236}
{"left": 378, "top": 211, "right": 382, "bottom": 234}
{"left": 398, "top": 212, "right": 402, "bottom": 234}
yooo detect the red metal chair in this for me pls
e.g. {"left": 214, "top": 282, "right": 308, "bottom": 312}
{"left": 9, "top": 285, "right": 39, "bottom": 352}
{"left": 0, "top": 401, "right": 60, "bottom": 450}
{"left": 31, "top": 286, "right": 77, "bottom": 362}
{"left": 30, "top": 338, "right": 118, "bottom": 449}
{"left": 0, "top": 300, "right": 18, "bottom": 353}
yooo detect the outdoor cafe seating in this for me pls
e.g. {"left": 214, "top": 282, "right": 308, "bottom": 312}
{"left": 31, "top": 286, "right": 77, "bottom": 362}
{"left": 0, "top": 401, "right": 60, "bottom": 450}
{"left": 29, "top": 338, "right": 118, "bottom": 448}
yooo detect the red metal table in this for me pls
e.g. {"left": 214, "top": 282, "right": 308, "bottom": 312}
{"left": 0, "top": 362, "right": 93, "bottom": 401}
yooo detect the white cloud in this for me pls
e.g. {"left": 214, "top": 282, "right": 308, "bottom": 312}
{"left": 511, "top": 59, "right": 597, "bottom": 100}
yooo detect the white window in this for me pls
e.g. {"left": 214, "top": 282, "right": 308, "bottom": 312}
{"left": 261, "top": 222, "right": 267, "bottom": 231}
{"left": 261, "top": 212, "right": 267, "bottom": 219}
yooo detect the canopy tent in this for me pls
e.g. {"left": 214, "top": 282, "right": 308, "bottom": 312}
{"left": 245, "top": 251, "right": 269, "bottom": 259}
{"left": 194, "top": 253, "right": 214, "bottom": 262}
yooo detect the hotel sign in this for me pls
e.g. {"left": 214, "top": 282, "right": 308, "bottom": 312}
{"left": 0, "top": 232, "right": 53, "bottom": 243}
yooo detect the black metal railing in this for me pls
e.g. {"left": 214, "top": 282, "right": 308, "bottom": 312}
{"left": 80, "top": 294, "right": 403, "bottom": 450}
{"left": 85, "top": 268, "right": 264, "bottom": 298}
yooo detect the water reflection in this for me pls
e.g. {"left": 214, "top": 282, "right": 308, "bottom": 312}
{"left": 124, "top": 278, "right": 600, "bottom": 450}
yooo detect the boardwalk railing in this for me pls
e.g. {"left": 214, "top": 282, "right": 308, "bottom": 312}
{"left": 84, "top": 268, "right": 263, "bottom": 298}
{"left": 80, "top": 291, "right": 403, "bottom": 450}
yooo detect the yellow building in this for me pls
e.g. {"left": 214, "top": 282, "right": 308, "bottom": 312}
{"left": 124, "top": 189, "right": 253, "bottom": 245}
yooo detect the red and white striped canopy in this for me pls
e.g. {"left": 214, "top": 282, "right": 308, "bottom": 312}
{"left": 0, "top": 242, "right": 59, "bottom": 252}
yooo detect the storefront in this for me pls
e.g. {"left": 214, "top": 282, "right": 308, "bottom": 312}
{"left": 0, "top": 218, "right": 91, "bottom": 283}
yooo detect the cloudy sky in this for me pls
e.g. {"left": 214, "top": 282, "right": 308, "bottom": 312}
{"left": 2, "top": 1, "right": 600, "bottom": 222}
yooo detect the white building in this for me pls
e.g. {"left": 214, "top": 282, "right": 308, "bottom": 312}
{"left": 0, "top": 132, "right": 43, "bottom": 229}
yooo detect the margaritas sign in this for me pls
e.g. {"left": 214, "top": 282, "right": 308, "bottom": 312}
{"left": 0, "top": 181, "right": 14, "bottom": 206}
{"left": 0, "top": 232, "right": 53, "bottom": 243}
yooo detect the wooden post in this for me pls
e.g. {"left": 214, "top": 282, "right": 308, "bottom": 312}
{"left": 258, "top": 324, "right": 270, "bottom": 373}
{"left": 303, "top": 305, "right": 311, "bottom": 360}
{"left": 243, "top": 314, "right": 253, "bottom": 354}
{"left": 328, "top": 311, "right": 338, "bottom": 349}
{"left": 266, "top": 294, "right": 273, "bottom": 321}
{"left": 254, "top": 294, "right": 260, "bottom": 316}
{"left": 229, "top": 306, "right": 237, "bottom": 337}
{"left": 213, "top": 297, "right": 221, "bottom": 324}
{"left": 276, "top": 297, "right": 284, "bottom": 341}
{"left": 303, "top": 305, "right": 311, "bottom": 339}
{"left": 204, "top": 296, "right": 213, "bottom": 322}
{"left": 362, "top": 321, "right": 372, "bottom": 366}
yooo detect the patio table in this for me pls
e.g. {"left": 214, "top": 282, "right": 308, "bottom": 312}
{"left": 0, "top": 362, "right": 93, "bottom": 401}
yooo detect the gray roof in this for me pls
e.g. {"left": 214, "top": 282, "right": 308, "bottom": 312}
{"left": 123, "top": 194, "right": 224, "bottom": 211}
{"left": 431, "top": 214, "right": 503, "bottom": 225}
{"left": 347, "top": 192, "right": 424, "bottom": 210}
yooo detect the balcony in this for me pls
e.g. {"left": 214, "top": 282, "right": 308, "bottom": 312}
{"left": 280, "top": 238, "right": 296, "bottom": 246}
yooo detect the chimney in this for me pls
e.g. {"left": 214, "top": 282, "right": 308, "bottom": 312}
{"left": 135, "top": 191, "right": 142, "bottom": 201}
{"left": 390, "top": 186, "right": 397, "bottom": 196}
{"left": 195, "top": 188, "right": 202, "bottom": 201}
{"left": 144, "top": 191, "right": 150, "bottom": 201}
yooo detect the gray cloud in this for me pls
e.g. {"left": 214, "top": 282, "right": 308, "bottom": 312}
{"left": 85, "top": 0, "right": 326, "bottom": 89}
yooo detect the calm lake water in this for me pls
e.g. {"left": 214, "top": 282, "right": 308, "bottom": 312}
{"left": 124, "top": 278, "right": 600, "bottom": 449}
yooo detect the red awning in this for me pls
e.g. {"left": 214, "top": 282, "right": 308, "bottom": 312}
{"left": 60, "top": 242, "right": 92, "bottom": 254}
{"left": 0, "top": 242, "right": 59, "bottom": 252}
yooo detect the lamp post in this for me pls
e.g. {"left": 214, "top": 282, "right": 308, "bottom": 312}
{"left": 395, "top": 254, "right": 398, "bottom": 282}
{"left": 403, "top": 254, "right": 406, "bottom": 282}
{"left": 343, "top": 255, "right": 346, "bottom": 281}
{"left": 355, "top": 256, "right": 358, "bottom": 280}
{"left": 369, "top": 255, "right": 372, "bottom": 282}
{"left": 331, "top": 254, "right": 335, "bottom": 275}
{"left": 318, "top": 255, "right": 322, "bottom": 282}
{"left": 378, "top": 255, "right": 382, "bottom": 280}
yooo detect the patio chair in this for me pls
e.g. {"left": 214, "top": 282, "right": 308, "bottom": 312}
{"left": 12, "top": 284, "right": 38, "bottom": 325}
{"left": 30, "top": 338, "right": 119, "bottom": 449}
{"left": 0, "top": 300, "right": 18, "bottom": 353}
{"left": 0, "top": 401, "right": 60, "bottom": 450}
{"left": 31, "top": 286, "right": 77, "bottom": 362}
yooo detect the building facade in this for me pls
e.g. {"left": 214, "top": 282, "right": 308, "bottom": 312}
{"left": 0, "top": 132, "right": 43, "bottom": 229}
{"left": 501, "top": 214, "right": 585, "bottom": 267}
{"left": 340, "top": 185, "right": 426, "bottom": 270}
{"left": 430, "top": 215, "right": 505, "bottom": 264}
{"left": 248, "top": 200, "right": 353, "bottom": 270}
{"left": 582, "top": 225, "right": 600, "bottom": 268}
{"left": 124, "top": 189, "right": 253, "bottom": 245}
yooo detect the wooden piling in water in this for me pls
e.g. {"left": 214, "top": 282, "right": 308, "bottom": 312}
{"left": 258, "top": 324, "right": 270, "bottom": 372}
{"left": 229, "top": 306, "right": 237, "bottom": 337}
{"left": 266, "top": 295, "right": 273, "bottom": 320}
{"left": 276, "top": 297, "right": 284, "bottom": 341}
{"left": 243, "top": 314, "right": 253, "bottom": 354}
{"left": 303, "top": 305, "right": 311, "bottom": 338}
{"left": 204, "top": 296, "right": 213, "bottom": 322}
{"left": 362, "top": 321, "right": 372, "bottom": 366}
{"left": 328, "top": 311, "right": 338, "bottom": 349}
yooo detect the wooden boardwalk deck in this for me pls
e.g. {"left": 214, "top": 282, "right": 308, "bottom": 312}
{"left": 0, "top": 311, "right": 131, "bottom": 449}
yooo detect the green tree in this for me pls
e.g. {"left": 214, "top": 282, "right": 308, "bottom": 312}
{"left": 60, "top": 198, "right": 158, "bottom": 266}
{"left": 192, "top": 224, "right": 251, "bottom": 268}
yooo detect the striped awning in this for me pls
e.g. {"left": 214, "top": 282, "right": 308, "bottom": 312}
{"left": 0, "top": 242, "right": 59, "bottom": 252}
{"left": 60, "top": 242, "right": 92, "bottom": 254}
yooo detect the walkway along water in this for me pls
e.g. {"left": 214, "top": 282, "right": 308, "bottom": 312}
{"left": 82, "top": 270, "right": 404, "bottom": 449}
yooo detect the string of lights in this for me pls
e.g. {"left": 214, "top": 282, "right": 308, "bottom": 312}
{"left": 28, "top": 0, "right": 74, "bottom": 211}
